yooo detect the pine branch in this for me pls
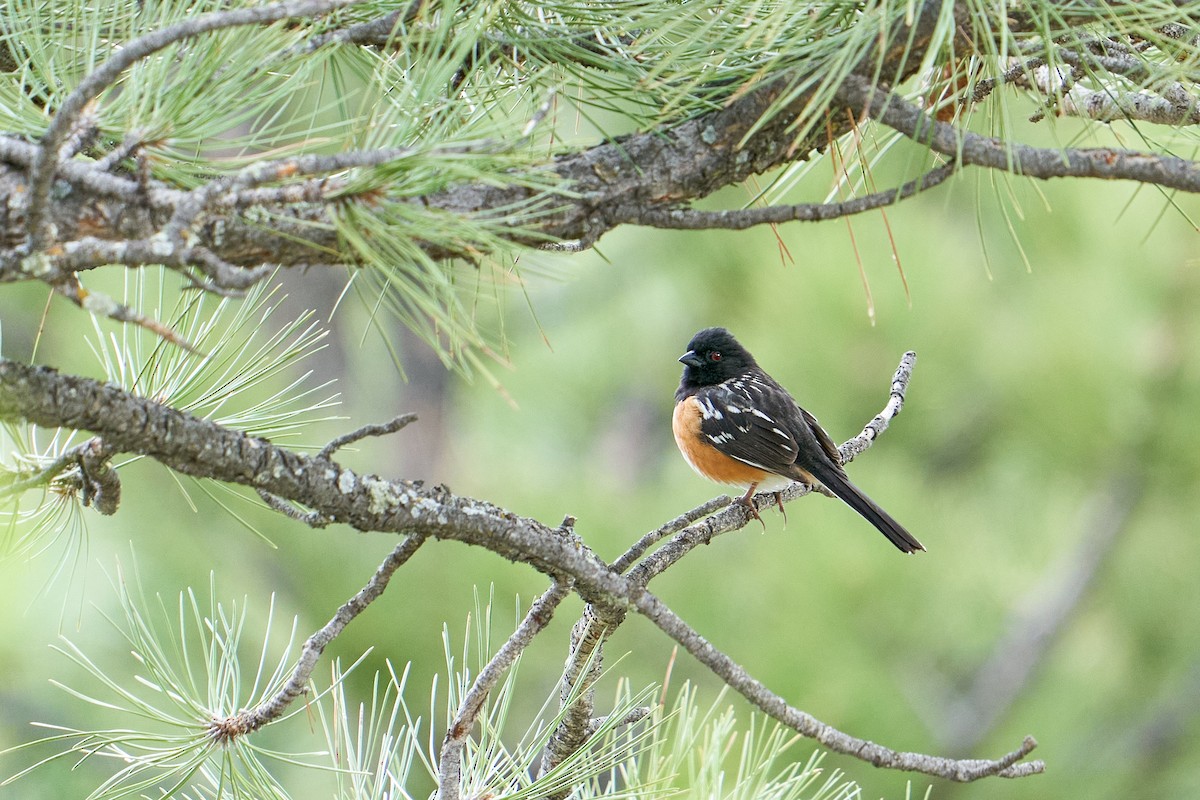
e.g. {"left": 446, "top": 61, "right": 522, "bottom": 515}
{"left": 539, "top": 352, "right": 921, "bottom": 779}
{"left": 0, "top": 0, "right": 949, "bottom": 294}
{"left": 609, "top": 496, "right": 732, "bottom": 575}
{"left": 3, "top": 0, "right": 1200, "bottom": 351}
{"left": 839, "top": 74, "right": 1200, "bottom": 191}
{"left": 24, "top": 0, "right": 366, "bottom": 251}
{"left": 10, "top": 49, "right": 1200, "bottom": 302}
{"left": 318, "top": 412, "right": 419, "bottom": 460}
{"left": 1054, "top": 83, "right": 1200, "bottom": 125}
{"left": 0, "top": 355, "right": 1045, "bottom": 782}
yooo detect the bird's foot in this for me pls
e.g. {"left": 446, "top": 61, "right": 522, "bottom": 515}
{"left": 736, "top": 485, "right": 767, "bottom": 531}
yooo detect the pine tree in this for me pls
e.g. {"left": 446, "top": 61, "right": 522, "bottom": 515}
{"left": 9, "top": 0, "right": 1200, "bottom": 794}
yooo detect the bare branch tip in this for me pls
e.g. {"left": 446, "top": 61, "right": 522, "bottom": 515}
{"left": 318, "top": 412, "right": 419, "bottom": 460}
{"left": 1007, "top": 734, "right": 1040, "bottom": 763}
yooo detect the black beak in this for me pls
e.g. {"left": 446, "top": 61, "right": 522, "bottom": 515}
{"left": 678, "top": 350, "right": 704, "bottom": 368}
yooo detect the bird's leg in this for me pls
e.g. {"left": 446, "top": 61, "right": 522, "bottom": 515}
{"left": 736, "top": 483, "right": 766, "bottom": 530}
{"left": 772, "top": 492, "right": 787, "bottom": 526}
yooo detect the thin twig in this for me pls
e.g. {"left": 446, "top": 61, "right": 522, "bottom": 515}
{"left": 54, "top": 281, "right": 200, "bottom": 353}
{"left": 164, "top": 141, "right": 508, "bottom": 243}
{"left": 221, "top": 179, "right": 335, "bottom": 209}
{"left": 165, "top": 86, "right": 557, "bottom": 244}
{"left": 624, "top": 482, "right": 815, "bottom": 589}
{"left": 58, "top": 105, "right": 100, "bottom": 164}
{"left": 522, "top": 90, "right": 557, "bottom": 138}
{"left": 26, "top": 236, "right": 262, "bottom": 290}
{"left": 94, "top": 132, "right": 147, "bottom": 173}
{"left": 965, "top": 57, "right": 1047, "bottom": 104}
{"left": 622, "top": 161, "right": 957, "bottom": 230}
{"left": 255, "top": 489, "right": 330, "bottom": 528}
{"left": 609, "top": 496, "right": 731, "bottom": 575}
{"left": 1056, "top": 42, "right": 1151, "bottom": 82}
{"left": 437, "top": 579, "right": 573, "bottom": 800}
{"left": 209, "top": 533, "right": 426, "bottom": 741}
{"left": 319, "top": 413, "right": 418, "bottom": 460}
{"left": 298, "top": 3, "right": 418, "bottom": 52}
{"left": 840, "top": 350, "right": 916, "bottom": 465}
{"left": 165, "top": 147, "right": 418, "bottom": 241}
{"left": 585, "top": 706, "right": 653, "bottom": 737}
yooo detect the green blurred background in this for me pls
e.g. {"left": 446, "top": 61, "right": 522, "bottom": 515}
{"left": 3, "top": 122, "right": 1200, "bottom": 799}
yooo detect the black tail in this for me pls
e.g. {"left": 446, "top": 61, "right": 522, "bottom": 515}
{"left": 809, "top": 464, "right": 925, "bottom": 553}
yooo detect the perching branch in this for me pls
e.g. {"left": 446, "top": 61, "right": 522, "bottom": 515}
{"left": 609, "top": 496, "right": 732, "bottom": 576}
{"left": 0, "top": 354, "right": 1045, "bottom": 782}
{"left": 534, "top": 351, "right": 1034, "bottom": 785}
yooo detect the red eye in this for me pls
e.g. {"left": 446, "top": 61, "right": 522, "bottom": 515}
{"left": 708, "top": 351, "right": 721, "bottom": 362}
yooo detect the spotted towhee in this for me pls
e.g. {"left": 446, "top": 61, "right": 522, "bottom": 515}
{"left": 673, "top": 327, "right": 924, "bottom": 553}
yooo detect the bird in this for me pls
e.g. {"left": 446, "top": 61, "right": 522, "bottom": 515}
{"left": 672, "top": 327, "right": 924, "bottom": 553}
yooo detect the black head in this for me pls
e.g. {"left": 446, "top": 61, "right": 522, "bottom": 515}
{"left": 677, "top": 327, "right": 758, "bottom": 390}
